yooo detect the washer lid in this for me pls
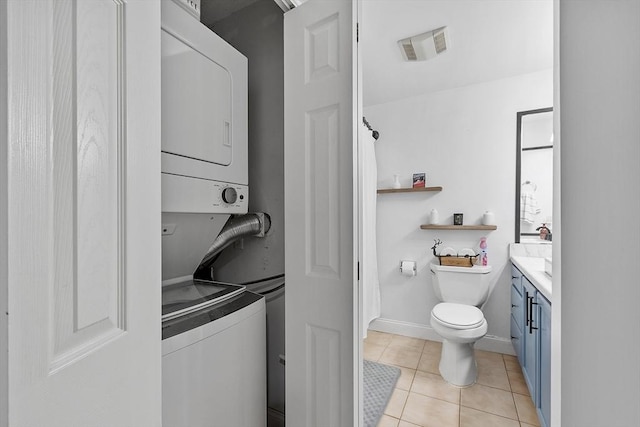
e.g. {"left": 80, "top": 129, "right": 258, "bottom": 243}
{"left": 432, "top": 302, "right": 485, "bottom": 329}
{"left": 162, "top": 278, "right": 245, "bottom": 321}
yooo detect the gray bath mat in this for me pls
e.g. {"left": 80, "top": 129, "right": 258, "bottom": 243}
{"left": 363, "top": 360, "right": 401, "bottom": 427}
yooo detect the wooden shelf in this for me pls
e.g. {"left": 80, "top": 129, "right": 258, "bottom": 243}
{"left": 420, "top": 224, "right": 498, "bottom": 231}
{"left": 377, "top": 186, "right": 443, "bottom": 194}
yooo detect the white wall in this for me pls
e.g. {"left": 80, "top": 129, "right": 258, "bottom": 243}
{"left": 365, "top": 69, "right": 552, "bottom": 350}
{"left": 559, "top": 0, "right": 640, "bottom": 425}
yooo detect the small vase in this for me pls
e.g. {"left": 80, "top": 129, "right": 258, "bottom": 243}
{"left": 429, "top": 209, "right": 439, "bottom": 225}
{"left": 393, "top": 174, "right": 401, "bottom": 189}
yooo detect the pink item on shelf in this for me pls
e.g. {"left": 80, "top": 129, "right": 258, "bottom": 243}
{"left": 479, "top": 237, "right": 488, "bottom": 266}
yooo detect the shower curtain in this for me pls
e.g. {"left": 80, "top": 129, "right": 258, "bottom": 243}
{"left": 361, "top": 124, "right": 381, "bottom": 339}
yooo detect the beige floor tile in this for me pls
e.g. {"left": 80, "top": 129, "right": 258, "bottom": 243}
{"left": 379, "top": 346, "right": 423, "bottom": 369}
{"left": 475, "top": 349, "right": 505, "bottom": 369}
{"left": 410, "top": 370, "right": 460, "bottom": 404}
{"left": 377, "top": 414, "right": 400, "bottom": 427}
{"left": 401, "top": 392, "right": 460, "bottom": 427}
{"left": 366, "top": 330, "right": 394, "bottom": 347}
{"left": 476, "top": 362, "right": 511, "bottom": 391}
{"left": 459, "top": 406, "right": 520, "bottom": 427}
{"left": 365, "top": 342, "right": 387, "bottom": 362}
{"left": 417, "top": 353, "right": 441, "bottom": 375}
{"left": 398, "top": 421, "right": 422, "bottom": 427}
{"left": 422, "top": 340, "right": 442, "bottom": 358}
{"left": 520, "top": 423, "right": 538, "bottom": 427}
{"left": 461, "top": 383, "right": 518, "bottom": 420}
{"left": 503, "top": 354, "right": 520, "bottom": 372}
{"left": 384, "top": 388, "right": 409, "bottom": 419}
{"left": 513, "top": 393, "right": 540, "bottom": 426}
{"left": 396, "top": 366, "right": 417, "bottom": 391}
{"left": 389, "top": 335, "right": 426, "bottom": 352}
{"left": 507, "top": 370, "right": 530, "bottom": 396}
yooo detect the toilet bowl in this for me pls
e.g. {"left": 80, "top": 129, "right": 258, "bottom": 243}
{"left": 429, "top": 263, "right": 493, "bottom": 387}
{"left": 430, "top": 302, "right": 488, "bottom": 386}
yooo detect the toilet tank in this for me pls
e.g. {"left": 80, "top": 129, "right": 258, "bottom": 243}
{"left": 430, "top": 264, "right": 492, "bottom": 306}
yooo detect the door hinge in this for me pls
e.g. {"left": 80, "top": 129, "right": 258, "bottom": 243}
{"left": 357, "top": 261, "right": 360, "bottom": 281}
{"left": 357, "top": 23, "right": 359, "bottom": 42}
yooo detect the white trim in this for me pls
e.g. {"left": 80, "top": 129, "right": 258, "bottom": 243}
{"left": 369, "top": 317, "right": 516, "bottom": 356}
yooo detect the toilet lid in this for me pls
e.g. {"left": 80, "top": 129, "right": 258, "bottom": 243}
{"left": 432, "top": 303, "right": 485, "bottom": 329}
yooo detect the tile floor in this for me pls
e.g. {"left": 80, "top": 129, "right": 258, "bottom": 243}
{"left": 364, "top": 330, "right": 540, "bottom": 427}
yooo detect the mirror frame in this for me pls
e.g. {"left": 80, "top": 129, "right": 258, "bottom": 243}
{"left": 515, "top": 107, "right": 553, "bottom": 243}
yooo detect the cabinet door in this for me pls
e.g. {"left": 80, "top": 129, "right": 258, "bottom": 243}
{"left": 538, "top": 294, "right": 552, "bottom": 427}
{"left": 522, "top": 278, "right": 538, "bottom": 399}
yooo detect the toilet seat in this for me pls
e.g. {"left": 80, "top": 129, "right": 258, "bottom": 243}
{"left": 432, "top": 302, "right": 485, "bottom": 330}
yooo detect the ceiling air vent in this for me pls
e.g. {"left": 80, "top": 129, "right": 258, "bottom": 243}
{"left": 398, "top": 26, "right": 449, "bottom": 62}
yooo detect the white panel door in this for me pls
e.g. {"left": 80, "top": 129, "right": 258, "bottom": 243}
{"left": 284, "top": 1, "right": 359, "bottom": 426}
{"left": 2, "top": 0, "right": 162, "bottom": 425}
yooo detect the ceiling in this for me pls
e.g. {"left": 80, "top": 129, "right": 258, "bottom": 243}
{"left": 199, "top": 0, "right": 553, "bottom": 108}
{"left": 361, "top": 0, "right": 553, "bottom": 107}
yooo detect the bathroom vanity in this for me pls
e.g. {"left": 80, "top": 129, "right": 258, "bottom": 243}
{"left": 510, "top": 245, "right": 551, "bottom": 427}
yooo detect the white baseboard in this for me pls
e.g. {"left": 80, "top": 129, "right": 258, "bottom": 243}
{"left": 369, "top": 317, "right": 515, "bottom": 356}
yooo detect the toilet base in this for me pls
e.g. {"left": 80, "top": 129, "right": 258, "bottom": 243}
{"left": 439, "top": 340, "right": 477, "bottom": 387}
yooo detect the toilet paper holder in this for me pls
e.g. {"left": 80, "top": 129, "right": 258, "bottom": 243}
{"left": 400, "top": 260, "right": 417, "bottom": 276}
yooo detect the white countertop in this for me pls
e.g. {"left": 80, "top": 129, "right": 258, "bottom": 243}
{"left": 511, "top": 255, "right": 552, "bottom": 301}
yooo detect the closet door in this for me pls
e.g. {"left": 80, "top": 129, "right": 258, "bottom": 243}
{"left": 284, "top": 0, "right": 360, "bottom": 425}
{"left": 2, "top": 0, "right": 162, "bottom": 425}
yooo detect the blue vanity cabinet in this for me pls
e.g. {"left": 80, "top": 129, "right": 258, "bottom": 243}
{"left": 510, "top": 266, "right": 525, "bottom": 363}
{"left": 514, "top": 270, "right": 551, "bottom": 427}
{"left": 538, "top": 293, "right": 551, "bottom": 427}
{"left": 522, "top": 277, "right": 538, "bottom": 398}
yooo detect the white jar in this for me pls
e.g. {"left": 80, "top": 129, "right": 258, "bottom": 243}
{"left": 429, "top": 208, "right": 439, "bottom": 225}
{"left": 482, "top": 211, "right": 495, "bottom": 225}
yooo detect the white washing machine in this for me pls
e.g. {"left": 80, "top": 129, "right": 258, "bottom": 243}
{"left": 162, "top": 278, "right": 266, "bottom": 427}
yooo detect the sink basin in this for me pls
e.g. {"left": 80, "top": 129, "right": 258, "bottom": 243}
{"left": 544, "top": 257, "right": 552, "bottom": 277}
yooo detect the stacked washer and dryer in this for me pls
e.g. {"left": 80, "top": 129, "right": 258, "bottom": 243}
{"left": 160, "top": 1, "right": 267, "bottom": 426}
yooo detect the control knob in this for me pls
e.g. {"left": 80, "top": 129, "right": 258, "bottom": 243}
{"left": 221, "top": 187, "right": 238, "bottom": 204}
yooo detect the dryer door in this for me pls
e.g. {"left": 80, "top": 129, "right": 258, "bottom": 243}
{"left": 161, "top": 29, "right": 232, "bottom": 166}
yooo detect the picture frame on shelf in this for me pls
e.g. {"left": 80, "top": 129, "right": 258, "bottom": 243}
{"left": 412, "top": 173, "right": 425, "bottom": 188}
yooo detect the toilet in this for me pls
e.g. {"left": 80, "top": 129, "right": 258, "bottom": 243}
{"left": 430, "top": 263, "right": 493, "bottom": 387}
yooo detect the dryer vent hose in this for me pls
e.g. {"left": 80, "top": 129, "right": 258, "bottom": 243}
{"left": 194, "top": 212, "right": 271, "bottom": 277}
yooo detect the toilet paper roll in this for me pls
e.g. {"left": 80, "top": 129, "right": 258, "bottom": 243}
{"left": 400, "top": 260, "right": 417, "bottom": 277}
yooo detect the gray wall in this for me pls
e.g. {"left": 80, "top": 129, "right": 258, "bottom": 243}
{"left": 560, "top": 0, "right": 640, "bottom": 425}
{"left": 202, "top": 0, "right": 285, "bottom": 284}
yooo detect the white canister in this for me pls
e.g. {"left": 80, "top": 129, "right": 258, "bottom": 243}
{"left": 482, "top": 211, "right": 495, "bottom": 225}
{"left": 429, "top": 208, "right": 439, "bottom": 225}
{"left": 393, "top": 174, "right": 402, "bottom": 189}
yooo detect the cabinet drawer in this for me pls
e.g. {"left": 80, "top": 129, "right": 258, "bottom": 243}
{"left": 511, "top": 284, "right": 524, "bottom": 330}
{"left": 511, "top": 265, "right": 523, "bottom": 293}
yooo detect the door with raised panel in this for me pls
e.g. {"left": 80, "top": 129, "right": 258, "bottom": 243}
{"left": 2, "top": 0, "right": 162, "bottom": 425}
{"left": 284, "top": 0, "right": 359, "bottom": 425}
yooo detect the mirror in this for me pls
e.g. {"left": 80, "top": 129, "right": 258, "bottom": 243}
{"left": 515, "top": 107, "right": 553, "bottom": 243}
